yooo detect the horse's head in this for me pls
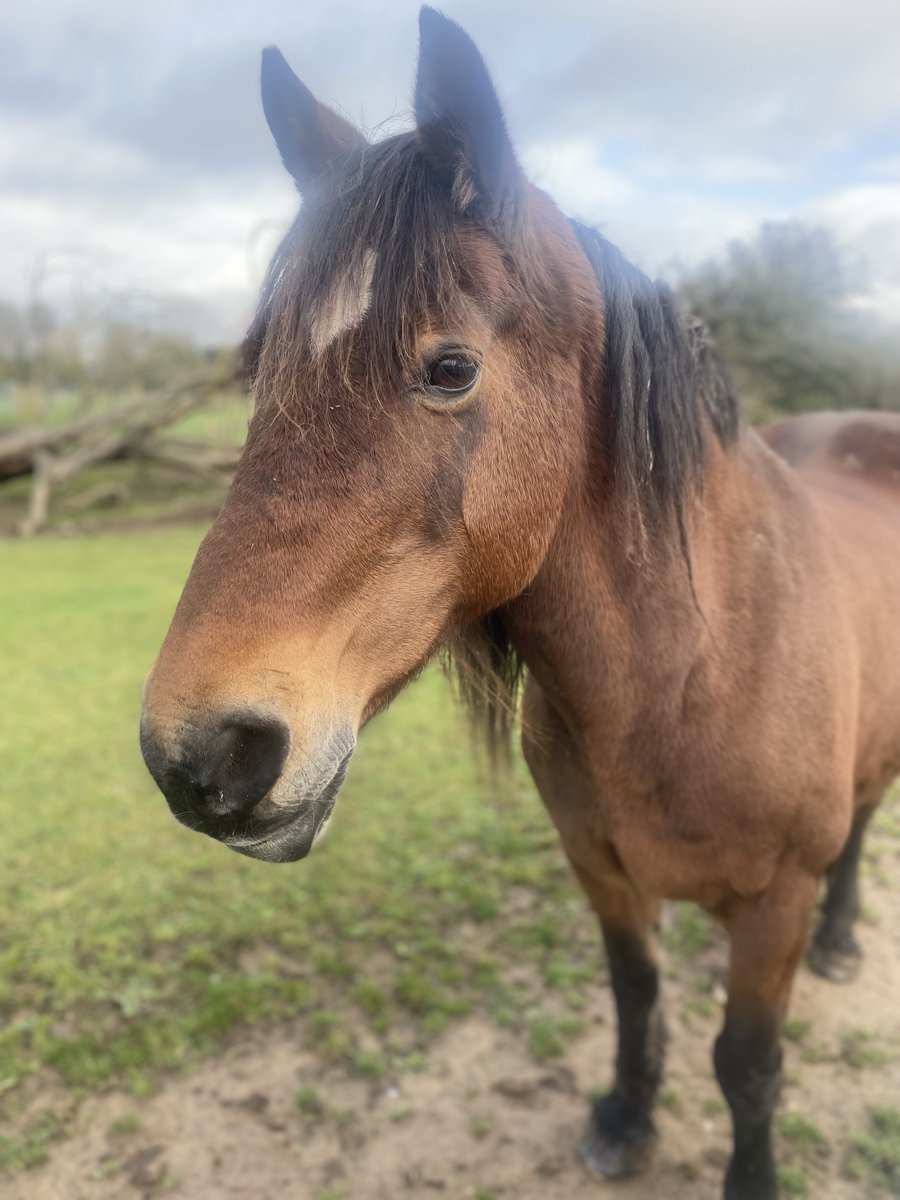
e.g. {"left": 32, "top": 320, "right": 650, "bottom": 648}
{"left": 140, "top": 8, "right": 601, "bottom": 861}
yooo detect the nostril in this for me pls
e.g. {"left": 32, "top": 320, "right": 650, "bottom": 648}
{"left": 142, "top": 712, "right": 290, "bottom": 831}
{"left": 194, "top": 780, "right": 228, "bottom": 817}
{"left": 208, "top": 715, "right": 290, "bottom": 818}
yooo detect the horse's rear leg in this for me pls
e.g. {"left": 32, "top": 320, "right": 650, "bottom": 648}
{"left": 716, "top": 867, "right": 817, "bottom": 1200}
{"left": 567, "top": 858, "right": 665, "bottom": 1179}
{"left": 809, "top": 800, "right": 878, "bottom": 982}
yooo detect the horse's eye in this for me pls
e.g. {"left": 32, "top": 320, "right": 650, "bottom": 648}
{"left": 425, "top": 354, "right": 480, "bottom": 397}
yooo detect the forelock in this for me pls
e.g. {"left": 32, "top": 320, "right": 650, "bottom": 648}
{"left": 251, "top": 133, "right": 474, "bottom": 407}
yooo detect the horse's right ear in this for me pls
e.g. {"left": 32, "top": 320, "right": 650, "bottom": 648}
{"left": 260, "top": 47, "right": 366, "bottom": 189}
{"left": 414, "top": 8, "right": 521, "bottom": 227}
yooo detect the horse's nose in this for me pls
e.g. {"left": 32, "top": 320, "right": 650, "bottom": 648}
{"left": 140, "top": 713, "right": 290, "bottom": 834}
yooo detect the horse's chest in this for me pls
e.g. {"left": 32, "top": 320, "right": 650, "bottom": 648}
{"left": 582, "top": 753, "right": 842, "bottom": 899}
{"left": 555, "top": 721, "right": 798, "bottom": 895}
{"left": 602, "top": 813, "right": 777, "bottom": 901}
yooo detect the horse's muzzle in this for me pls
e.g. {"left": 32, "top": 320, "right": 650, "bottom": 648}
{"left": 140, "top": 710, "right": 354, "bottom": 863}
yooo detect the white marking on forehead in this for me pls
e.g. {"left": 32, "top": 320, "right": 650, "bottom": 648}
{"left": 310, "top": 249, "right": 377, "bottom": 353}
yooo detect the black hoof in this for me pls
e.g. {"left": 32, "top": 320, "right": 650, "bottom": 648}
{"left": 576, "top": 1093, "right": 658, "bottom": 1180}
{"left": 808, "top": 930, "right": 862, "bottom": 983}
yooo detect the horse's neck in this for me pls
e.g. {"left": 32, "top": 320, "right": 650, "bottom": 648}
{"left": 502, "top": 428, "right": 794, "bottom": 740}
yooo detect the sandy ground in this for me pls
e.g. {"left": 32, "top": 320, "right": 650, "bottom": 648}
{"left": 8, "top": 865, "right": 900, "bottom": 1200}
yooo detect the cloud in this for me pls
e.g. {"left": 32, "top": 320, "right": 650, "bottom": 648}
{"left": 808, "top": 184, "right": 900, "bottom": 322}
{"left": 0, "top": 0, "right": 898, "bottom": 337}
{"left": 510, "top": 0, "right": 900, "bottom": 160}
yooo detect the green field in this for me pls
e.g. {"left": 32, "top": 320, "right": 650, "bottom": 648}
{"left": 0, "top": 528, "right": 599, "bottom": 1158}
{"left": 3, "top": 529, "right": 900, "bottom": 1193}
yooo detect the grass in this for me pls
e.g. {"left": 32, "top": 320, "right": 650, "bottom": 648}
{"left": 662, "top": 903, "right": 713, "bottom": 961}
{"left": 778, "top": 1111, "right": 829, "bottom": 1162}
{"left": 783, "top": 1019, "right": 811, "bottom": 1044}
{"left": 295, "top": 1086, "right": 325, "bottom": 1119}
{"left": 469, "top": 1114, "right": 492, "bottom": 1139}
{"left": 108, "top": 1113, "right": 141, "bottom": 1137}
{"left": 659, "top": 1087, "right": 685, "bottom": 1117}
{"left": 0, "top": 527, "right": 591, "bottom": 1125}
{"left": 0, "top": 1112, "right": 65, "bottom": 1171}
{"left": 841, "top": 1028, "right": 890, "bottom": 1070}
{"left": 845, "top": 1106, "right": 900, "bottom": 1195}
{"left": 777, "top": 1164, "right": 810, "bottom": 1197}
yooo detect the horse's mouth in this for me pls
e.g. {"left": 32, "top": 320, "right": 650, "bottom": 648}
{"left": 221, "top": 748, "right": 353, "bottom": 864}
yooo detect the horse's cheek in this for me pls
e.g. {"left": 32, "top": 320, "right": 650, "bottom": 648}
{"left": 460, "top": 420, "right": 566, "bottom": 608}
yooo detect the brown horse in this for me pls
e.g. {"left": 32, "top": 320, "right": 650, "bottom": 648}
{"left": 140, "top": 10, "right": 900, "bottom": 1199}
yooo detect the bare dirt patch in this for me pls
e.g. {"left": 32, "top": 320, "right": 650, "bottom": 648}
{"left": 8, "top": 870, "right": 900, "bottom": 1200}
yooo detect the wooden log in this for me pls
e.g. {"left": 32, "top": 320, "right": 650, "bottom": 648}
{"left": 4, "top": 363, "right": 241, "bottom": 534}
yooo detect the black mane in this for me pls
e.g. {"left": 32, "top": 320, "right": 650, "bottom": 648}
{"left": 572, "top": 220, "right": 740, "bottom": 519}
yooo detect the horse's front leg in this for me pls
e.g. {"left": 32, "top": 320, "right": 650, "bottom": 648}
{"left": 522, "top": 696, "right": 664, "bottom": 1178}
{"left": 716, "top": 865, "right": 818, "bottom": 1200}
{"left": 568, "top": 854, "right": 666, "bottom": 1178}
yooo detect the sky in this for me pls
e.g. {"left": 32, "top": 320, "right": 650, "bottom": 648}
{"left": 2, "top": 0, "right": 899, "bottom": 344}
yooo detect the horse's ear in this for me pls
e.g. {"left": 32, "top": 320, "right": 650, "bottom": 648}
{"left": 414, "top": 7, "right": 521, "bottom": 224}
{"left": 261, "top": 46, "right": 366, "bottom": 189}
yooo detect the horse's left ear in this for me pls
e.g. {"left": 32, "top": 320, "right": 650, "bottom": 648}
{"left": 414, "top": 7, "right": 521, "bottom": 225}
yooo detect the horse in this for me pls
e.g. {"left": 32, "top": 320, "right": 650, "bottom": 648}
{"left": 139, "top": 10, "right": 900, "bottom": 1198}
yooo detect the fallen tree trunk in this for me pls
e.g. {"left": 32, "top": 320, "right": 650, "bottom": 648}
{"left": 0, "top": 364, "right": 242, "bottom": 535}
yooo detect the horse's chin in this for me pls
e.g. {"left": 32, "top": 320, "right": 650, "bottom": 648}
{"left": 223, "top": 796, "right": 340, "bottom": 863}
{"left": 223, "top": 815, "right": 322, "bottom": 862}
